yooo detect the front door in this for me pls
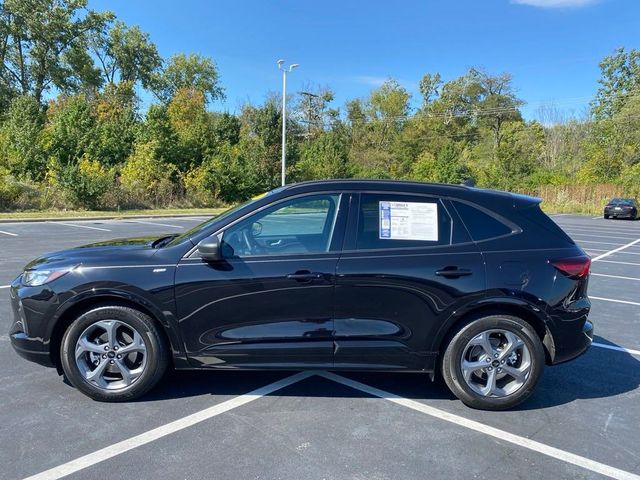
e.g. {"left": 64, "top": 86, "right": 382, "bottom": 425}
{"left": 175, "top": 192, "right": 348, "bottom": 368}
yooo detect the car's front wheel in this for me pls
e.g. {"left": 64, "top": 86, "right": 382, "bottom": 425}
{"left": 604, "top": 214, "right": 609, "bottom": 219}
{"left": 60, "top": 305, "right": 169, "bottom": 402}
{"left": 441, "top": 315, "right": 545, "bottom": 410}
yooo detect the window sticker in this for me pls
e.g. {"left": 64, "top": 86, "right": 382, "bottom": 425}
{"left": 379, "top": 201, "right": 438, "bottom": 241}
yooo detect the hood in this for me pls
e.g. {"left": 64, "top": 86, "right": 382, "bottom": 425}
{"left": 24, "top": 235, "right": 163, "bottom": 271}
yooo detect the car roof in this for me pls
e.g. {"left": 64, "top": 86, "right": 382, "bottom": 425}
{"left": 280, "top": 179, "right": 541, "bottom": 208}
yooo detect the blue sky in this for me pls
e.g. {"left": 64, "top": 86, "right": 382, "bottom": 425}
{"left": 90, "top": 0, "right": 639, "bottom": 120}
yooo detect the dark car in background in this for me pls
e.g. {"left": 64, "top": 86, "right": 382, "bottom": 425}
{"left": 603, "top": 198, "right": 638, "bottom": 219}
{"left": 9, "top": 180, "right": 593, "bottom": 410}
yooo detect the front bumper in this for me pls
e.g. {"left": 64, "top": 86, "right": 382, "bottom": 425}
{"left": 8, "top": 280, "right": 56, "bottom": 368}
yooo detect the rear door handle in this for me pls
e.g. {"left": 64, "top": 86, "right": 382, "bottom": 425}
{"left": 287, "top": 271, "right": 324, "bottom": 282}
{"left": 435, "top": 267, "right": 473, "bottom": 278}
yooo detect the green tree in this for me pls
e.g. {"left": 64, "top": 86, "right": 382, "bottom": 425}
{"left": 592, "top": 47, "right": 640, "bottom": 119}
{"left": 92, "top": 20, "right": 161, "bottom": 89}
{"left": 43, "top": 94, "right": 96, "bottom": 166}
{"left": 1, "top": 0, "right": 112, "bottom": 103}
{"left": 152, "top": 53, "right": 224, "bottom": 104}
{"left": 0, "top": 95, "right": 45, "bottom": 178}
{"left": 295, "top": 130, "right": 351, "bottom": 181}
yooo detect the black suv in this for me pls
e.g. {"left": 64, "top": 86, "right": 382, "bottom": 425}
{"left": 9, "top": 180, "right": 592, "bottom": 410}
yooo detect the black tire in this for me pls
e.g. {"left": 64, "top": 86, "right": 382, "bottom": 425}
{"left": 441, "top": 315, "right": 545, "bottom": 411}
{"left": 603, "top": 214, "right": 609, "bottom": 219}
{"left": 60, "top": 305, "right": 169, "bottom": 402}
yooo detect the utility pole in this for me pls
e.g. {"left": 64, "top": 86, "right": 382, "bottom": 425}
{"left": 299, "top": 91, "right": 320, "bottom": 140}
{"left": 277, "top": 60, "right": 299, "bottom": 186}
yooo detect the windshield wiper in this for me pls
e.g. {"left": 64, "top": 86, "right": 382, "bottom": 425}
{"left": 152, "top": 234, "right": 179, "bottom": 248}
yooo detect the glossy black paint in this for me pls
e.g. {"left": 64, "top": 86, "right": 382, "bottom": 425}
{"left": 10, "top": 179, "right": 593, "bottom": 375}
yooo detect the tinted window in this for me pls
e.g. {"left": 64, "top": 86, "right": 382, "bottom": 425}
{"left": 355, "top": 194, "right": 452, "bottom": 250}
{"left": 222, "top": 194, "right": 340, "bottom": 257}
{"left": 453, "top": 201, "right": 512, "bottom": 241}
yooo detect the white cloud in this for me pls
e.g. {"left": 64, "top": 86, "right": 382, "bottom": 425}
{"left": 511, "top": 0, "right": 598, "bottom": 7}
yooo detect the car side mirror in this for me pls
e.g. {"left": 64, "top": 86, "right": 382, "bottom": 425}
{"left": 197, "top": 237, "right": 221, "bottom": 262}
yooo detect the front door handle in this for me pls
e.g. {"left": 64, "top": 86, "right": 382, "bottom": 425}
{"left": 435, "top": 267, "right": 473, "bottom": 278}
{"left": 287, "top": 271, "right": 324, "bottom": 282}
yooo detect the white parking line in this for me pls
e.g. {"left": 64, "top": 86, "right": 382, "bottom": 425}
{"left": 591, "top": 238, "right": 640, "bottom": 262}
{"left": 54, "top": 222, "right": 111, "bottom": 232}
{"left": 127, "top": 220, "right": 184, "bottom": 229}
{"left": 568, "top": 232, "right": 640, "bottom": 241}
{"left": 21, "top": 371, "right": 313, "bottom": 480}
{"left": 318, "top": 372, "right": 640, "bottom": 480}
{"left": 0, "top": 285, "right": 9, "bottom": 289}
{"left": 591, "top": 273, "right": 640, "bottom": 281}
{"left": 0, "top": 229, "right": 18, "bottom": 236}
{"left": 590, "top": 296, "right": 640, "bottom": 306}
{"left": 578, "top": 240, "right": 628, "bottom": 246}
{"left": 596, "top": 259, "right": 640, "bottom": 267}
{"left": 592, "top": 342, "right": 640, "bottom": 357}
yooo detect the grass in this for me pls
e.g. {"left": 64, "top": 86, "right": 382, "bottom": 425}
{"left": 0, "top": 207, "right": 228, "bottom": 220}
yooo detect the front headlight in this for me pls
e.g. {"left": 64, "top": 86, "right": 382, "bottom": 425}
{"left": 22, "top": 267, "right": 74, "bottom": 287}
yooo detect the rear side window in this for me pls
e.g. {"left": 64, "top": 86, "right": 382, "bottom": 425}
{"left": 355, "top": 194, "right": 453, "bottom": 250}
{"left": 453, "top": 201, "right": 513, "bottom": 241}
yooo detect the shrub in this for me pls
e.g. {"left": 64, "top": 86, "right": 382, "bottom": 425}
{"left": 120, "top": 141, "right": 177, "bottom": 207}
{"left": 58, "top": 155, "right": 113, "bottom": 209}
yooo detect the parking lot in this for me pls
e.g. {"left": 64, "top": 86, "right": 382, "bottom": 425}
{"left": 1, "top": 213, "right": 639, "bottom": 480}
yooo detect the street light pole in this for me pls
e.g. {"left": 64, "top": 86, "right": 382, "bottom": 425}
{"left": 277, "top": 60, "right": 299, "bottom": 186}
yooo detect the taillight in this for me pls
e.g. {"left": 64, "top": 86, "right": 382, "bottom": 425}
{"left": 550, "top": 256, "right": 591, "bottom": 279}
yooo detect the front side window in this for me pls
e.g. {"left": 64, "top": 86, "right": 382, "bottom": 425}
{"left": 356, "top": 194, "right": 452, "bottom": 250}
{"left": 221, "top": 194, "right": 341, "bottom": 258}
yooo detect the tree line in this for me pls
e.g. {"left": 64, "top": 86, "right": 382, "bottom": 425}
{"left": 1, "top": 0, "right": 639, "bottom": 212}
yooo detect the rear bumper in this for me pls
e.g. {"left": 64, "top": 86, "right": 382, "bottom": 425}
{"left": 551, "top": 319, "right": 593, "bottom": 365}
{"left": 604, "top": 209, "right": 636, "bottom": 218}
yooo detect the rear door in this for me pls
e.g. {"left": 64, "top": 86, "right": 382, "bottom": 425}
{"left": 333, "top": 192, "right": 486, "bottom": 371}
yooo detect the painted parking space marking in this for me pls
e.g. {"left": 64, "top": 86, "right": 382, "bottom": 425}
{"left": 592, "top": 342, "right": 640, "bottom": 357}
{"left": 126, "top": 220, "right": 184, "bottom": 229}
{"left": 577, "top": 240, "right": 628, "bottom": 246}
{"left": 596, "top": 259, "right": 640, "bottom": 267}
{"left": 0, "top": 229, "right": 18, "bottom": 236}
{"left": 21, "top": 371, "right": 313, "bottom": 480}
{"left": 590, "top": 296, "right": 640, "bottom": 306}
{"left": 591, "top": 238, "right": 640, "bottom": 262}
{"left": 591, "top": 273, "right": 640, "bottom": 281}
{"left": 54, "top": 222, "right": 111, "bottom": 232}
{"left": 318, "top": 372, "right": 640, "bottom": 480}
{"left": 0, "top": 284, "right": 9, "bottom": 289}
{"left": 567, "top": 232, "right": 640, "bottom": 241}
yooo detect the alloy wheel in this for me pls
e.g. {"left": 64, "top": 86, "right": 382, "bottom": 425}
{"left": 460, "top": 329, "right": 532, "bottom": 398}
{"left": 74, "top": 320, "right": 147, "bottom": 390}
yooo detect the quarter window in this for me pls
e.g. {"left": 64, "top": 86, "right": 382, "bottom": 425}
{"left": 355, "top": 194, "right": 453, "bottom": 250}
{"left": 222, "top": 194, "right": 341, "bottom": 257}
{"left": 453, "top": 201, "right": 513, "bottom": 241}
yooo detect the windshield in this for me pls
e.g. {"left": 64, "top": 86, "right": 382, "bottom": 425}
{"left": 166, "top": 188, "right": 285, "bottom": 247}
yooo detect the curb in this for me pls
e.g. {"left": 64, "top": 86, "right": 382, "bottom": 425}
{"left": 0, "top": 212, "right": 218, "bottom": 224}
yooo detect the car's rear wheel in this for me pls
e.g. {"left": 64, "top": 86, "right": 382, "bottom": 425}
{"left": 441, "top": 315, "right": 545, "bottom": 410}
{"left": 60, "top": 305, "right": 168, "bottom": 402}
{"left": 604, "top": 214, "right": 609, "bottom": 219}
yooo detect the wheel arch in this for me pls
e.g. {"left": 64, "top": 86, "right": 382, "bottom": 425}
{"left": 49, "top": 293, "right": 184, "bottom": 373}
{"left": 434, "top": 300, "right": 556, "bottom": 365}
